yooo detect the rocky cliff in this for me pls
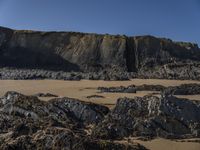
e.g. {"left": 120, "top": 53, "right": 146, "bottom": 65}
{"left": 0, "top": 26, "right": 200, "bottom": 79}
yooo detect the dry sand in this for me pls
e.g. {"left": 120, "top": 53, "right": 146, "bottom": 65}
{"left": 0, "top": 79, "right": 200, "bottom": 150}
{"left": 134, "top": 138, "right": 200, "bottom": 150}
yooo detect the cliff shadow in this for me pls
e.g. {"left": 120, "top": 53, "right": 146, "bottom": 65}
{"left": 0, "top": 47, "right": 80, "bottom": 71}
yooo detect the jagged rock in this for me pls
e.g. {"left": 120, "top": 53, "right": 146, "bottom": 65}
{"left": 92, "top": 95, "right": 200, "bottom": 140}
{"left": 0, "top": 91, "right": 109, "bottom": 125}
{"left": 0, "top": 91, "right": 147, "bottom": 150}
{"left": 49, "top": 97, "right": 110, "bottom": 124}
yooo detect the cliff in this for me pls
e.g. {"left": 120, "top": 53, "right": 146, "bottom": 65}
{"left": 0, "top": 26, "right": 200, "bottom": 78}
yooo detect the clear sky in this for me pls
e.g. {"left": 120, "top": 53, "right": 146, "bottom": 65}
{"left": 0, "top": 0, "right": 199, "bottom": 45}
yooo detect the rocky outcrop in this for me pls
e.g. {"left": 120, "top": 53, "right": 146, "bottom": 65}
{"left": 0, "top": 91, "right": 147, "bottom": 150}
{"left": 92, "top": 95, "right": 200, "bottom": 140}
{"left": 0, "top": 26, "right": 200, "bottom": 80}
{"left": 98, "top": 84, "right": 166, "bottom": 93}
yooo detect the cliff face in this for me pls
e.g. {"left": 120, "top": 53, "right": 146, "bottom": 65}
{"left": 126, "top": 36, "right": 200, "bottom": 72}
{"left": 0, "top": 26, "right": 199, "bottom": 73}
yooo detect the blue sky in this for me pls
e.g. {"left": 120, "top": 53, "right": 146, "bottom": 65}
{"left": 0, "top": 0, "right": 199, "bottom": 45}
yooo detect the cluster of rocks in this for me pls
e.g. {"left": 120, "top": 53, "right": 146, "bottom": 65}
{"left": 136, "top": 61, "right": 200, "bottom": 80}
{"left": 0, "top": 91, "right": 146, "bottom": 150}
{"left": 0, "top": 68, "right": 129, "bottom": 81}
{"left": 98, "top": 84, "right": 166, "bottom": 93}
{"left": 1, "top": 63, "right": 200, "bottom": 81}
{"left": 98, "top": 83, "right": 200, "bottom": 96}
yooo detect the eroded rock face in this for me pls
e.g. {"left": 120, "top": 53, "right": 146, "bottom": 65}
{"left": 92, "top": 95, "right": 200, "bottom": 140}
{"left": 1, "top": 26, "right": 200, "bottom": 80}
{"left": 0, "top": 91, "right": 147, "bottom": 150}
